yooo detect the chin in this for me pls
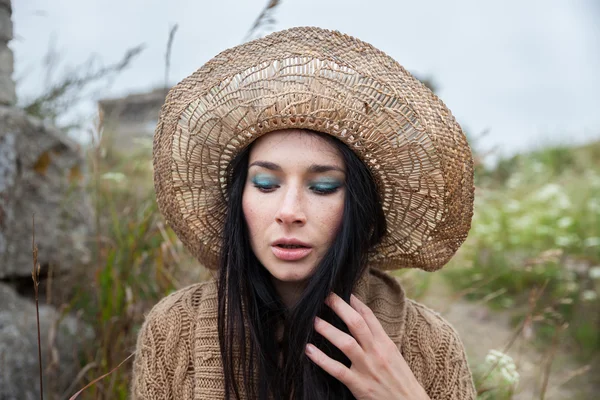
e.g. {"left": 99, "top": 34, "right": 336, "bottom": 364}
{"left": 266, "top": 260, "right": 315, "bottom": 283}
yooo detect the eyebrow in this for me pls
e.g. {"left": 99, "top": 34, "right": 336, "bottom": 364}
{"left": 248, "top": 161, "right": 282, "bottom": 171}
{"left": 248, "top": 161, "right": 344, "bottom": 174}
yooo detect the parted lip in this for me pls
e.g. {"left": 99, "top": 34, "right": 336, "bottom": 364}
{"left": 271, "top": 238, "right": 312, "bottom": 248}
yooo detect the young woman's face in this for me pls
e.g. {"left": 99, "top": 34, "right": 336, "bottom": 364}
{"left": 242, "top": 129, "right": 346, "bottom": 288}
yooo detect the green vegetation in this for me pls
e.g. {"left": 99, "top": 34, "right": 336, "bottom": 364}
{"left": 61, "top": 131, "right": 599, "bottom": 399}
{"left": 444, "top": 141, "right": 600, "bottom": 359}
{"left": 66, "top": 126, "right": 207, "bottom": 398}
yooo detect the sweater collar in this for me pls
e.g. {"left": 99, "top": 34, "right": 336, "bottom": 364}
{"left": 352, "top": 268, "right": 407, "bottom": 346}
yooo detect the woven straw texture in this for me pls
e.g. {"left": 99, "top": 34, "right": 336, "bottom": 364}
{"left": 153, "top": 26, "right": 474, "bottom": 271}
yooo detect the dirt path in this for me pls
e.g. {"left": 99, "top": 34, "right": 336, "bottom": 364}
{"left": 414, "top": 274, "right": 595, "bottom": 399}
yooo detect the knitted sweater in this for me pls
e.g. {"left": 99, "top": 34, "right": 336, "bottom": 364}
{"left": 131, "top": 268, "right": 476, "bottom": 399}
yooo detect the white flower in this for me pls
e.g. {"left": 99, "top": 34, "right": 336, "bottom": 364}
{"left": 556, "top": 235, "right": 576, "bottom": 247}
{"left": 557, "top": 217, "right": 573, "bottom": 229}
{"left": 485, "top": 349, "right": 499, "bottom": 361}
{"left": 506, "top": 200, "right": 521, "bottom": 213}
{"left": 507, "top": 174, "right": 522, "bottom": 189}
{"left": 589, "top": 266, "right": 600, "bottom": 280}
{"left": 556, "top": 194, "right": 572, "bottom": 210}
{"left": 565, "top": 282, "right": 579, "bottom": 292}
{"left": 514, "top": 215, "right": 534, "bottom": 230}
{"left": 474, "top": 223, "right": 489, "bottom": 235}
{"left": 101, "top": 172, "right": 126, "bottom": 182}
{"left": 563, "top": 270, "right": 577, "bottom": 282}
{"left": 484, "top": 349, "right": 520, "bottom": 385}
{"left": 472, "top": 273, "right": 484, "bottom": 281}
{"left": 584, "top": 237, "right": 600, "bottom": 248}
{"left": 582, "top": 290, "right": 598, "bottom": 302}
{"left": 500, "top": 366, "right": 520, "bottom": 385}
{"left": 537, "top": 226, "right": 553, "bottom": 235}
{"left": 587, "top": 199, "right": 600, "bottom": 213}
{"left": 535, "top": 184, "right": 562, "bottom": 201}
{"left": 532, "top": 162, "right": 545, "bottom": 174}
{"left": 485, "top": 349, "right": 514, "bottom": 366}
{"left": 586, "top": 171, "right": 600, "bottom": 188}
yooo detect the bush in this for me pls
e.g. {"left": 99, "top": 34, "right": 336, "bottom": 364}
{"left": 445, "top": 141, "right": 600, "bottom": 357}
{"left": 65, "top": 127, "right": 209, "bottom": 399}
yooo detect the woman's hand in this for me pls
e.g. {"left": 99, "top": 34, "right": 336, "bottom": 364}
{"left": 305, "top": 293, "right": 431, "bottom": 400}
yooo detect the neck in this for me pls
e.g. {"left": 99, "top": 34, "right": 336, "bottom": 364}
{"left": 272, "top": 278, "right": 307, "bottom": 308}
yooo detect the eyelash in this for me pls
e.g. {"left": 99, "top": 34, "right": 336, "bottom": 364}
{"left": 253, "top": 183, "right": 278, "bottom": 193}
{"left": 252, "top": 183, "right": 340, "bottom": 195}
{"left": 310, "top": 185, "right": 340, "bottom": 195}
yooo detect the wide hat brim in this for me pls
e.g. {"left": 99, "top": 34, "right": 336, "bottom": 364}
{"left": 153, "top": 26, "right": 474, "bottom": 272}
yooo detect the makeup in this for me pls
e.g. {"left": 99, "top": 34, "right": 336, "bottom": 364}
{"left": 251, "top": 174, "right": 280, "bottom": 191}
{"left": 309, "top": 178, "right": 343, "bottom": 194}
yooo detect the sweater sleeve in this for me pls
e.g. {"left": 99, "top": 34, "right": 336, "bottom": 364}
{"left": 401, "top": 300, "right": 477, "bottom": 400}
{"left": 130, "top": 284, "right": 201, "bottom": 400}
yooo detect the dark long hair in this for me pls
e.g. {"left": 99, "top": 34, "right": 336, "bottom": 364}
{"left": 217, "top": 130, "right": 387, "bottom": 399}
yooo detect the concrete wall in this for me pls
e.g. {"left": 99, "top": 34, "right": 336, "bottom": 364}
{"left": 0, "top": 0, "right": 16, "bottom": 105}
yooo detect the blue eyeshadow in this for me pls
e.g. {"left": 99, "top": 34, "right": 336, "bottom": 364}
{"left": 310, "top": 179, "right": 343, "bottom": 191}
{"left": 251, "top": 174, "right": 279, "bottom": 187}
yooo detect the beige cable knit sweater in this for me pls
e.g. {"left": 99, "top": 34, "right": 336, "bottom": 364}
{"left": 131, "top": 268, "right": 476, "bottom": 399}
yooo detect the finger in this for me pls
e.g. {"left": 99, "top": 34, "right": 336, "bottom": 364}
{"left": 325, "top": 293, "right": 373, "bottom": 349}
{"left": 305, "top": 343, "right": 355, "bottom": 387}
{"left": 314, "top": 316, "right": 364, "bottom": 362}
{"left": 350, "top": 294, "right": 389, "bottom": 342}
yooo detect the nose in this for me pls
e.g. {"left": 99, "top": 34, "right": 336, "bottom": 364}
{"left": 275, "top": 185, "right": 307, "bottom": 226}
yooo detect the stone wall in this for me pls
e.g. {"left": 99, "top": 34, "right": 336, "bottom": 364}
{"left": 0, "top": 0, "right": 16, "bottom": 105}
{"left": 0, "top": 106, "right": 92, "bottom": 279}
{"left": 0, "top": 2, "right": 94, "bottom": 398}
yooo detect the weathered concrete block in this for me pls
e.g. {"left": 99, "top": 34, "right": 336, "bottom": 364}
{"left": 0, "top": 43, "right": 15, "bottom": 105}
{"left": 0, "top": 43, "right": 12, "bottom": 74}
{"left": 0, "top": 0, "right": 11, "bottom": 11}
{"left": 0, "top": 282, "right": 93, "bottom": 400}
{"left": 0, "top": 74, "right": 15, "bottom": 105}
{"left": 0, "top": 0, "right": 15, "bottom": 106}
{"left": 0, "top": 106, "right": 92, "bottom": 279}
{"left": 0, "top": 3, "right": 12, "bottom": 42}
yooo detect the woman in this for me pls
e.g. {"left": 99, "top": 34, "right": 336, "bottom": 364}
{"left": 132, "top": 27, "right": 476, "bottom": 399}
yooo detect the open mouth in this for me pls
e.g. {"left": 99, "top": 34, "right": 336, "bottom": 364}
{"left": 276, "top": 244, "right": 309, "bottom": 249}
{"left": 271, "top": 241, "right": 313, "bottom": 261}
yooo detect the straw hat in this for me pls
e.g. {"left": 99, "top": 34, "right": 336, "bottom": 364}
{"left": 153, "top": 26, "right": 474, "bottom": 272}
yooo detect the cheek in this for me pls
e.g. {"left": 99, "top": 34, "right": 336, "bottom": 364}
{"left": 242, "top": 187, "right": 268, "bottom": 241}
{"left": 317, "top": 196, "right": 345, "bottom": 242}
{"left": 242, "top": 190, "right": 257, "bottom": 233}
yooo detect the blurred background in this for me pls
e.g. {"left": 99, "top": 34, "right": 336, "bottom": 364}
{"left": 1, "top": 0, "right": 599, "bottom": 399}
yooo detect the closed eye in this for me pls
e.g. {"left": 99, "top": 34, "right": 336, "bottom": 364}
{"left": 254, "top": 182, "right": 279, "bottom": 192}
{"left": 309, "top": 183, "right": 342, "bottom": 195}
{"left": 251, "top": 175, "right": 280, "bottom": 193}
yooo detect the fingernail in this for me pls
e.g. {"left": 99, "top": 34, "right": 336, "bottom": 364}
{"left": 305, "top": 344, "right": 315, "bottom": 355}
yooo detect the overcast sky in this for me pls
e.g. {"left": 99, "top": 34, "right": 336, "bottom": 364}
{"left": 10, "top": 0, "right": 600, "bottom": 159}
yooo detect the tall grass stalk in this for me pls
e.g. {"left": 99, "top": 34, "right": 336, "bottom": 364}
{"left": 32, "top": 214, "right": 44, "bottom": 400}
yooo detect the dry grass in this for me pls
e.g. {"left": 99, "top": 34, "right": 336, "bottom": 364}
{"left": 27, "top": 126, "right": 598, "bottom": 399}
{"left": 32, "top": 214, "right": 44, "bottom": 400}
{"left": 32, "top": 116, "right": 207, "bottom": 399}
{"left": 22, "top": 6, "right": 596, "bottom": 396}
